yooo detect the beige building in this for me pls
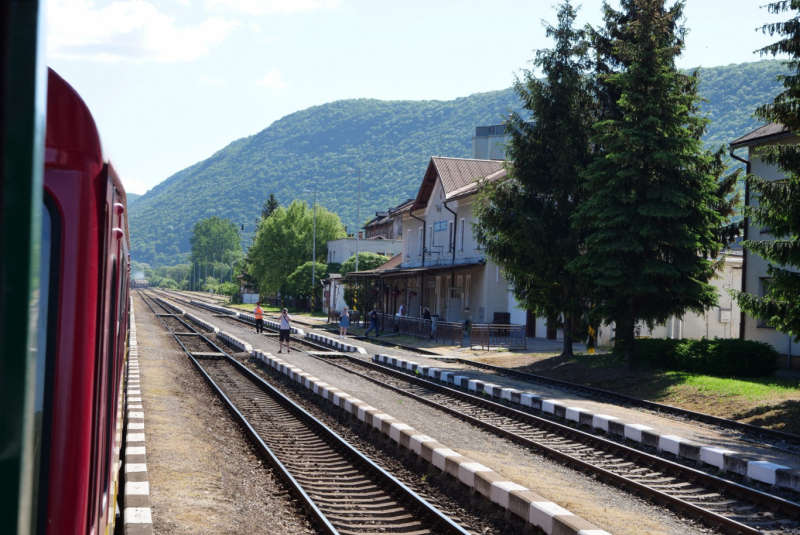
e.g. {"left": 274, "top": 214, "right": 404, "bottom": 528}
{"left": 730, "top": 123, "right": 800, "bottom": 369}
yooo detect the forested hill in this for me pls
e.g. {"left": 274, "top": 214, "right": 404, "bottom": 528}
{"left": 129, "top": 59, "right": 786, "bottom": 265}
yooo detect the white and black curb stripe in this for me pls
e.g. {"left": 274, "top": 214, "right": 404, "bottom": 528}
{"left": 218, "top": 331, "right": 253, "bottom": 353}
{"left": 124, "top": 298, "right": 153, "bottom": 535}
{"left": 305, "top": 332, "right": 367, "bottom": 354}
{"left": 185, "top": 313, "right": 220, "bottom": 333}
{"left": 189, "top": 300, "right": 238, "bottom": 316}
{"left": 154, "top": 296, "right": 185, "bottom": 316}
{"left": 373, "top": 355, "right": 800, "bottom": 493}
{"left": 249, "top": 348, "right": 611, "bottom": 535}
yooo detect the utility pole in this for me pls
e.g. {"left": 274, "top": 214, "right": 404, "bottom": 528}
{"left": 303, "top": 189, "right": 317, "bottom": 311}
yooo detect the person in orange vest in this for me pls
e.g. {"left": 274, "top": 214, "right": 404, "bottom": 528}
{"left": 254, "top": 301, "right": 264, "bottom": 334}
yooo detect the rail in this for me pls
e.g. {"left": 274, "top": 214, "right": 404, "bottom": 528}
{"left": 469, "top": 323, "right": 526, "bottom": 349}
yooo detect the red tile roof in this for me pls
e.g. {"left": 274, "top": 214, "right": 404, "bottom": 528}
{"left": 412, "top": 157, "right": 505, "bottom": 211}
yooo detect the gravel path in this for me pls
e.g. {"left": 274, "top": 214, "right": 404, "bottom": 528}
{"left": 179, "top": 301, "right": 711, "bottom": 535}
{"left": 133, "top": 294, "right": 317, "bottom": 535}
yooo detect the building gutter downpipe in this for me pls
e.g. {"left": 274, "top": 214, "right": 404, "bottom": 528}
{"left": 730, "top": 148, "right": 750, "bottom": 340}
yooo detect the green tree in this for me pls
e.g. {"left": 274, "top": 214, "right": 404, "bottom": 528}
{"left": 262, "top": 193, "right": 280, "bottom": 219}
{"left": 474, "top": 2, "right": 594, "bottom": 357}
{"left": 571, "top": 0, "right": 738, "bottom": 367}
{"left": 341, "top": 252, "right": 389, "bottom": 273}
{"left": 189, "top": 216, "right": 242, "bottom": 289}
{"left": 249, "top": 200, "right": 345, "bottom": 296}
{"left": 285, "top": 261, "right": 330, "bottom": 309}
{"left": 732, "top": 1, "right": 800, "bottom": 340}
{"left": 341, "top": 252, "right": 389, "bottom": 311}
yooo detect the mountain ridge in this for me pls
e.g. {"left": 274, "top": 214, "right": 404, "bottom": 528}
{"left": 129, "top": 59, "right": 787, "bottom": 265}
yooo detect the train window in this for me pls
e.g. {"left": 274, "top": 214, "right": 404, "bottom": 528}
{"left": 31, "top": 194, "right": 62, "bottom": 534}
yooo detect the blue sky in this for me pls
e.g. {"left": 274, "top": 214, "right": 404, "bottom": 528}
{"left": 46, "top": 0, "right": 779, "bottom": 195}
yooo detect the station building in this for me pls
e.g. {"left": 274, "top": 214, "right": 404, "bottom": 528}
{"left": 730, "top": 123, "right": 800, "bottom": 369}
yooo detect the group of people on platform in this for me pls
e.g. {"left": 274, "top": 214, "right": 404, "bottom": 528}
{"left": 253, "top": 301, "right": 293, "bottom": 353}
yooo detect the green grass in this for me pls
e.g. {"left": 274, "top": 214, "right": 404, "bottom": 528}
{"left": 661, "top": 372, "right": 800, "bottom": 401}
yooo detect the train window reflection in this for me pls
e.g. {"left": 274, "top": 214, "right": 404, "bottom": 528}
{"left": 31, "top": 195, "right": 61, "bottom": 534}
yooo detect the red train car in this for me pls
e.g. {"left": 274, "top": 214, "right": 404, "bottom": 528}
{"left": 33, "top": 68, "right": 131, "bottom": 535}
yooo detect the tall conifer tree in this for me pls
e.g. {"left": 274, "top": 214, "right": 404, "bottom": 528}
{"left": 262, "top": 193, "right": 280, "bottom": 220}
{"left": 733, "top": 1, "right": 800, "bottom": 339}
{"left": 571, "top": 0, "right": 736, "bottom": 366}
{"left": 474, "top": 2, "right": 594, "bottom": 357}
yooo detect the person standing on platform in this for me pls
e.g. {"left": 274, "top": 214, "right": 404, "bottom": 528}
{"left": 339, "top": 306, "right": 350, "bottom": 338}
{"left": 253, "top": 302, "right": 264, "bottom": 334}
{"left": 365, "top": 306, "right": 380, "bottom": 337}
{"left": 278, "top": 308, "right": 292, "bottom": 353}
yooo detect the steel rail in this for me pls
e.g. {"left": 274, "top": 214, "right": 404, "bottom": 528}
{"left": 304, "top": 353, "right": 800, "bottom": 535}
{"left": 161, "top": 288, "right": 800, "bottom": 449}
{"left": 452, "top": 357, "right": 800, "bottom": 447}
{"left": 137, "top": 291, "right": 471, "bottom": 535}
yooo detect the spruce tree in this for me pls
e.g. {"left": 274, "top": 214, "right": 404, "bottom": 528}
{"left": 474, "top": 2, "right": 594, "bottom": 357}
{"left": 571, "top": 0, "right": 736, "bottom": 366}
{"left": 732, "top": 1, "right": 800, "bottom": 339}
{"left": 261, "top": 193, "right": 279, "bottom": 219}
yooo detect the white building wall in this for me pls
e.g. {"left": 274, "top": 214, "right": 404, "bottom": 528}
{"left": 741, "top": 138, "right": 800, "bottom": 362}
{"left": 327, "top": 237, "right": 403, "bottom": 265}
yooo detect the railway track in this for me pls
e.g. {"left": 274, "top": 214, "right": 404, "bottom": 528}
{"left": 137, "top": 291, "right": 472, "bottom": 535}
{"left": 151, "top": 290, "right": 800, "bottom": 532}
{"left": 161, "top": 289, "right": 800, "bottom": 452}
{"left": 442, "top": 358, "right": 800, "bottom": 451}
{"left": 310, "top": 354, "right": 800, "bottom": 535}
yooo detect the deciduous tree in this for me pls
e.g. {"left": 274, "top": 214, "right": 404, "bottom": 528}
{"left": 474, "top": 1, "right": 595, "bottom": 357}
{"left": 732, "top": 1, "right": 800, "bottom": 340}
{"left": 249, "top": 201, "right": 346, "bottom": 296}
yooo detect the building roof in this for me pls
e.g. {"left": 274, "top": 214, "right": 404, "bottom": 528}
{"left": 363, "top": 198, "right": 415, "bottom": 228}
{"left": 411, "top": 157, "right": 505, "bottom": 211}
{"left": 730, "top": 122, "right": 793, "bottom": 148}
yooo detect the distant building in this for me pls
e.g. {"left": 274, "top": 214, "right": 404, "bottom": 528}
{"left": 363, "top": 199, "right": 413, "bottom": 239}
{"left": 730, "top": 123, "right": 799, "bottom": 369}
{"left": 472, "top": 123, "right": 509, "bottom": 160}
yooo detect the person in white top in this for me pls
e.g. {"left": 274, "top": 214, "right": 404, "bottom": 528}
{"left": 398, "top": 303, "right": 405, "bottom": 316}
{"left": 278, "top": 308, "right": 292, "bottom": 353}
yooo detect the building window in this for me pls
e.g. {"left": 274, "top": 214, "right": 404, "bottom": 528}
{"left": 459, "top": 218, "right": 465, "bottom": 251}
{"left": 428, "top": 226, "right": 433, "bottom": 253}
{"left": 406, "top": 229, "right": 411, "bottom": 257}
{"left": 418, "top": 227, "right": 423, "bottom": 256}
{"left": 758, "top": 278, "right": 774, "bottom": 328}
{"left": 448, "top": 221, "right": 454, "bottom": 251}
{"left": 465, "top": 275, "right": 471, "bottom": 308}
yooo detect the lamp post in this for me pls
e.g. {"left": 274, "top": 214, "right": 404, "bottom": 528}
{"left": 303, "top": 189, "right": 317, "bottom": 311}
{"left": 345, "top": 168, "right": 361, "bottom": 272}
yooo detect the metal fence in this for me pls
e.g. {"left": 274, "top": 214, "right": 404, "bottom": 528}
{"left": 433, "top": 320, "right": 464, "bottom": 345}
{"left": 469, "top": 324, "right": 527, "bottom": 350}
{"left": 328, "top": 309, "right": 361, "bottom": 325}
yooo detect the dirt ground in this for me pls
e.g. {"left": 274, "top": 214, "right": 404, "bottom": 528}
{"left": 468, "top": 351, "right": 800, "bottom": 435}
{"left": 133, "top": 294, "right": 317, "bottom": 535}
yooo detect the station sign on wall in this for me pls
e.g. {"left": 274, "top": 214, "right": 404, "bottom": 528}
{"left": 434, "top": 220, "right": 448, "bottom": 232}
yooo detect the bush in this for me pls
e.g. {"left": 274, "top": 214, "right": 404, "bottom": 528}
{"left": 621, "top": 338, "right": 780, "bottom": 378}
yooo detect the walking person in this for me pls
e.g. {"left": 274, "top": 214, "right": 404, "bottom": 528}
{"left": 253, "top": 301, "right": 264, "bottom": 334}
{"left": 365, "top": 306, "right": 380, "bottom": 337}
{"left": 278, "top": 308, "right": 292, "bottom": 353}
{"left": 339, "top": 306, "right": 350, "bottom": 338}
{"left": 423, "top": 306, "right": 432, "bottom": 339}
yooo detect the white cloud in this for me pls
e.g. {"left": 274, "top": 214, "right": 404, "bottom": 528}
{"left": 197, "top": 74, "right": 227, "bottom": 86}
{"left": 256, "top": 69, "right": 287, "bottom": 89}
{"left": 47, "top": 0, "right": 238, "bottom": 62}
{"left": 204, "top": 0, "right": 340, "bottom": 15}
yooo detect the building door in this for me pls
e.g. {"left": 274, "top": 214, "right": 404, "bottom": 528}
{"left": 447, "top": 288, "right": 462, "bottom": 322}
{"left": 526, "top": 310, "right": 536, "bottom": 337}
